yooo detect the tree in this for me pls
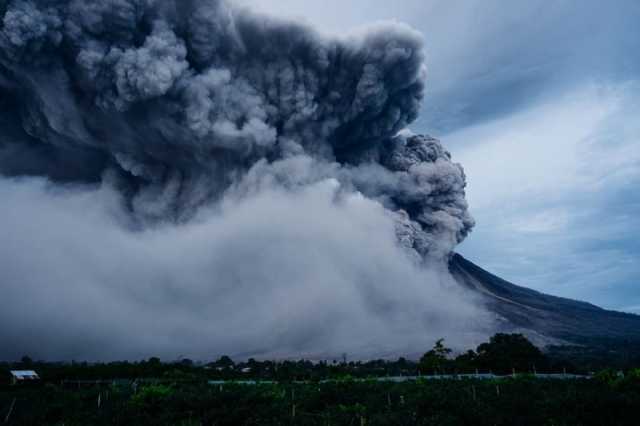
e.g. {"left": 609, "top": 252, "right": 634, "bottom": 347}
{"left": 453, "top": 350, "right": 478, "bottom": 373}
{"left": 179, "top": 358, "right": 194, "bottom": 367}
{"left": 419, "top": 338, "right": 452, "bottom": 374}
{"left": 20, "top": 355, "right": 33, "bottom": 367}
{"left": 475, "top": 333, "right": 546, "bottom": 373}
{"left": 214, "top": 355, "right": 235, "bottom": 369}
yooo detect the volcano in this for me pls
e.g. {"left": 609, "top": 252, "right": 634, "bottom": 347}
{"left": 450, "top": 253, "right": 640, "bottom": 351}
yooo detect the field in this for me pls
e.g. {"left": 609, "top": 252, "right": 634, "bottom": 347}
{"left": 2, "top": 374, "right": 640, "bottom": 425}
{"left": 3, "top": 334, "right": 639, "bottom": 425}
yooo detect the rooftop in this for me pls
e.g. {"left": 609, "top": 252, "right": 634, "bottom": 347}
{"left": 10, "top": 370, "right": 39, "bottom": 380}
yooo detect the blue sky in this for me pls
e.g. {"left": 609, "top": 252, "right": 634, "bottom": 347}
{"left": 240, "top": 0, "right": 640, "bottom": 313}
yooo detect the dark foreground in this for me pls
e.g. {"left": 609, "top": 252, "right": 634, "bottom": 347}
{"left": 2, "top": 374, "right": 640, "bottom": 426}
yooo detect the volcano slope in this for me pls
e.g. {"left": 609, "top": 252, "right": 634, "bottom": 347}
{"left": 450, "top": 253, "right": 640, "bottom": 354}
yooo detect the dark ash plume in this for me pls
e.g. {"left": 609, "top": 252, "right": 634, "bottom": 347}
{"left": 0, "top": 0, "right": 485, "bottom": 360}
{"left": 0, "top": 0, "right": 472, "bottom": 259}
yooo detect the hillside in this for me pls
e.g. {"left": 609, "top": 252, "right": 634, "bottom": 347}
{"left": 450, "top": 253, "right": 640, "bottom": 350}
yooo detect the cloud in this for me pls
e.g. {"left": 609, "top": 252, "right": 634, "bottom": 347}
{"left": 505, "top": 208, "right": 570, "bottom": 235}
{"left": 0, "top": 176, "right": 489, "bottom": 361}
{"left": 0, "top": 0, "right": 476, "bottom": 260}
{"left": 234, "top": 1, "right": 640, "bottom": 314}
{"left": 0, "top": 0, "right": 490, "bottom": 360}
{"left": 239, "top": 0, "right": 640, "bottom": 133}
{"left": 450, "top": 82, "right": 640, "bottom": 311}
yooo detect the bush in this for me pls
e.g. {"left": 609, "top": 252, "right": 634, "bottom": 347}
{"left": 130, "top": 384, "right": 173, "bottom": 406}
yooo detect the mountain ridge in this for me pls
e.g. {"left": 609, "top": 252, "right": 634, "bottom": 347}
{"left": 449, "top": 253, "right": 640, "bottom": 349}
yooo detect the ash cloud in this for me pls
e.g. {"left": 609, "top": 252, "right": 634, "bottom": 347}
{"left": 0, "top": 0, "right": 488, "bottom": 360}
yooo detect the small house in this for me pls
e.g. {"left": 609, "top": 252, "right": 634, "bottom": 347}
{"left": 10, "top": 370, "right": 40, "bottom": 385}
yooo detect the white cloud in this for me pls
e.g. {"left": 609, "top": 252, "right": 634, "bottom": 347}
{"left": 504, "top": 208, "right": 571, "bottom": 234}
{"left": 447, "top": 84, "right": 635, "bottom": 208}
{"left": 447, "top": 82, "right": 640, "bottom": 311}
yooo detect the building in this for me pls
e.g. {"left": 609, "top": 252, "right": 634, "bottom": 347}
{"left": 9, "top": 370, "right": 40, "bottom": 385}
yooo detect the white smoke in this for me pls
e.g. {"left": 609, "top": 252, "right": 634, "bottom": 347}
{"left": 0, "top": 175, "right": 490, "bottom": 360}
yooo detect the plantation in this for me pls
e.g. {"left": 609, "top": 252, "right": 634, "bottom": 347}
{"left": 2, "top": 334, "right": 639, "bottom": 425}
{"left": 2, "top": 374, "right": 640, "bottom": 425}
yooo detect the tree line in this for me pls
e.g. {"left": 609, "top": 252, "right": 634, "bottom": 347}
{"left": 3, "top": 333, "right": 631, "bottom": 385}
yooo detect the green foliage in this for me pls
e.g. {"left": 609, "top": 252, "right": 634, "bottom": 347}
{"left": 212, "top": 355, "right": 234, "bottom": 368}
{"left": 418, "top": 334, "right": 549, "bottom": 375}
{"left": 594, "top": 367, "right": 640, "bottom": 393}
{"left": 2, "top": 379, "right": 640, "bottom": 425}
{"left": 130, "top": 384, "right": 174, "bottom": 406}
{"left": 626, "top": 368, "right": 640, "bottom": 380}
{"left": 419, "top": 338, "right": 453, "bottom": 374}
{"left": 475, "top": 333, "right": 546, "bottom": 373}
{"left": 594, "top": 368, "right": 621, "bottom": 385}
{"left": 453, "top": 350, "right": 478, "bottom": 372}
{"left": 2, "top": 333, "right": 639, "bottom": 424}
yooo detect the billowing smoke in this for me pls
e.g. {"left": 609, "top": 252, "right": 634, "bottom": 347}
{"left": 0, "top": 0, "right": 488, "bottom": 361}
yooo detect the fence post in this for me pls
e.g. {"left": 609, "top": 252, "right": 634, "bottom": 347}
{"left": 4, "top": 398, "right": 16, "bottom": 424}
{"left": 291, "top": 388, "right": 296, "bottom": 419}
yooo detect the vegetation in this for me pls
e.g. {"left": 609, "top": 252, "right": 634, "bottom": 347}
{"left": 1, "top": 334, "right": 639, "bottom": 425}
{"left": 0, "top": 334, "right": 605, "bottom": 385}
{"left": 2, "top": 375, "right": 640, "bottom": 425}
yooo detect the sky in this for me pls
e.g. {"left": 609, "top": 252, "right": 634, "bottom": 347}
{"left": 239, "top": 0, "right": 640, "bottom": 313}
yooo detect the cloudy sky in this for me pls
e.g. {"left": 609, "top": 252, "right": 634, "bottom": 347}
{"left": 240, "top": 0, "right": 640, "bottom": 313}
